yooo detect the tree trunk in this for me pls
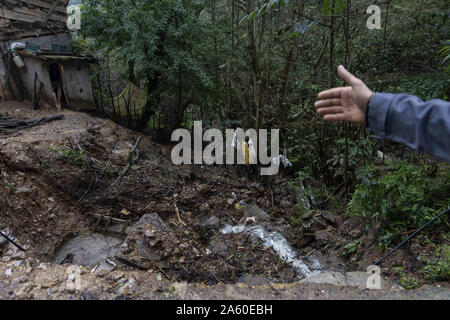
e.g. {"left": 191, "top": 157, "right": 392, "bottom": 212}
{"left": 277, "top": 0, "right": 305, "bottom": 124}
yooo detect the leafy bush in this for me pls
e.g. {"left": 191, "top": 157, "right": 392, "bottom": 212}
{"left": 439, "top": 41, "right": 450, "bottom": 73}
{"left": 385, "top": 73, "right": 450, "bottom": 101}
{"left": 423, "top": 243, "right": 450, "bottom": 282}
{"left": 348, "top": 160, "right": 450, "bottom": 248}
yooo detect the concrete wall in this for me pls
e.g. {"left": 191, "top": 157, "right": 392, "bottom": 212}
{"left": 16, "top": 57, "right": 95, "bottom": 111}
{"left": 62, "top": 60, "right": 96, "bottom": 111}
{"left": 17, "top": 57, "right": 53, "bottom": 106}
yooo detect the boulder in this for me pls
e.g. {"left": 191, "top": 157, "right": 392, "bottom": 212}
{"left": 314, "top": 229, "right": 336, "bottom": 246}
{"left": 243, "top": 205, "right": 270, "bottom": 221}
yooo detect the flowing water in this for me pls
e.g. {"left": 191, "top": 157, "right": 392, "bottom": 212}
{"left": 220, "top": 224, "right": 321, "bottom": 278}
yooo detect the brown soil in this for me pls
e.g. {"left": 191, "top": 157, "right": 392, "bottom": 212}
{"left": 0, "top": 101, "right": 448, "bottom": 299}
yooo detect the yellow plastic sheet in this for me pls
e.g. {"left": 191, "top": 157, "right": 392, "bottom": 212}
{"left": 111, "top": 82, "right": 147, "bottom": 118}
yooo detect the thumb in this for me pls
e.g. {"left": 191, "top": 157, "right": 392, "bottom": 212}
{"left": 338, "top": 65, "right": 360, "bottom": 86}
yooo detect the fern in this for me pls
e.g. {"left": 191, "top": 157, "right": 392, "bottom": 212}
{"left": 439, "top": 41, "right": 450, "bottom": 72}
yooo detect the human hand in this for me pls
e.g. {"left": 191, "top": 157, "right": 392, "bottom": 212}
{"left": 314, "top": 65, "right": 373, "bottom": 124}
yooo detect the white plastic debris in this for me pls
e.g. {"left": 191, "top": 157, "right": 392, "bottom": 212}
{"left": 248, "top": 139, "right": 257, "bottom": 163}
{"left": 10, "top": 42, "right": 25, "bottom": 51}
{"left": 231, "top": 128, "right": 242, "bottom": 149}
{"left": 272, "top": 155, "right": 293, "bottom": 168}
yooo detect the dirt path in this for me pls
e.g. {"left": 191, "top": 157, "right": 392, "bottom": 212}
{"left": 1, "top": 256, "right": 449, "bottom": 300}
{"left": 0, "top": 101, "right": 448, "bottom": 300}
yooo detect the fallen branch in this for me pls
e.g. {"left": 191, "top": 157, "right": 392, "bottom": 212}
{"left": 0, "top": 115, "right": 64, "bottom": 133}
{"left": 112, "top": 136, "right": 142, "bottom": 186}
{"left": 174, "top": 201, "right": 186, "bottom": 227}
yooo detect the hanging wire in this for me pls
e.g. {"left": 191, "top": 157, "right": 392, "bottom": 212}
{"left": 373, "top": 207, "right": 450, "bottom": 266}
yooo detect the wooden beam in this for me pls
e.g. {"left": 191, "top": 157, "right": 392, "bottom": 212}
{"left": 0, "top": 30, "right": 60, "bottom": 41}
{"left": 5, "top": 7, "right": 67, "bottom": 23}
{"left": 1, "top": 9, "right": 40, "bottom": 23}
{"left": 58, "top": 63, "right": 70, "bottom": 107}
{"left": 3, "top": 7, "right": 67, "bottom": 23}
{"left": 6, "top": 0, "right": 67, "bottom": 14}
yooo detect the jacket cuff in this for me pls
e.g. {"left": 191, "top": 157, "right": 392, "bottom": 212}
{"left": 366, "top": 92, "right": 393, "bottom": 138}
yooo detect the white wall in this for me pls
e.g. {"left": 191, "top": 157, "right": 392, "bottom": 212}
{"left": 0, "top": 42, "right": 11, "bottom": 101}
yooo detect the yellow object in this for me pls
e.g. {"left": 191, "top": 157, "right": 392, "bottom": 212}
{"left": 242, "top": 142, "right": 250, "bottom": 165}
{"left": 111, "top": 82, "right": 148, "bottom": 119}
{"left": 234, "top": 203, "right": 243, "bottom": 210}
{"left": 241, "top": 141, "right": 255, "bottom": 164}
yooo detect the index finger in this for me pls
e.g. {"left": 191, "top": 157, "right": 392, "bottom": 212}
{"left": 318, "top": 87, "right": 347, "bottom": 100}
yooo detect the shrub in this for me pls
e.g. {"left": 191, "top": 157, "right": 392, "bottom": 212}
{"left": 348, "top": 160, "right": 450, "bottom": 248}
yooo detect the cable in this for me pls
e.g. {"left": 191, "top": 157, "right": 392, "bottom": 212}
{"left": 0, "top": 229, "right": 26, "bottom": 252}
{"left": 373, "top": 207, "right": 450, "bottom": 266}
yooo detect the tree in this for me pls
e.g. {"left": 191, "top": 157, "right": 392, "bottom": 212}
{"left": 80, "top": 0, "right": 212, "bottom": 130}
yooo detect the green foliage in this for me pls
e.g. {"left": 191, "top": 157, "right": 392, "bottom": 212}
{"left": 80, "top": 0, "right": 212, "bottom": 104}
{"left": 240, "top": 0, "right": 289, "bottom": 24}
{"left": 398, "top": 275, "right": 422, "bottom": 290}
{"left": 423, "top": 243, "right": 450, "bottom": 282}
{"left": 321, "top": 0, "right": 347, "bottom": 15}
{"left": 340, "top": 240, "right": 361, "bottom": 258}
{"left": 49, "top": 147, "right": 87, "bottom": 168}
{"left": 348, "top": 160, "right": 450, "bottom": 248}
{"left": 439, "top": 41, "right": 450, "bottom": 73}
{"left": 386, "top": 73, "right": 450, "bottom": 101}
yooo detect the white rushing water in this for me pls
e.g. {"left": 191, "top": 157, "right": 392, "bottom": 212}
{"left": 220, "top": 224, "right": 321, "bottom": 278}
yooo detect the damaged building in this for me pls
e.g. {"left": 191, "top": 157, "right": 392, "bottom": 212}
{"left": 0, "top": 0, "right": 96, "bottom": 111}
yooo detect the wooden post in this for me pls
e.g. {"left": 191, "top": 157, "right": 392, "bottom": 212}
{"left": 58, "top": 63, "right": 70, "bottom": 107}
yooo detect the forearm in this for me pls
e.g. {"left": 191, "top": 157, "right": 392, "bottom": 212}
{"left": 366, "top": 93, "right": 450, "bottom": 163}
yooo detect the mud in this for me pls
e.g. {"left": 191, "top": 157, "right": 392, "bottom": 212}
{"left": 0, "top": 101, "right": 449, "bottom": 300}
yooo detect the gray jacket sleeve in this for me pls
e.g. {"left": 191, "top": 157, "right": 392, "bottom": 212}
{"left": 366, "top": 93, "right": 450, "bottom": 163}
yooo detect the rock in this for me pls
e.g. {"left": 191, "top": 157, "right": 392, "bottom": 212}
{"left": 5, "top": 268, "right": 12, "bottom": 277}
{"left": 53, "top": 233, "right": 121, "bottom": 266}
{"left": 11, "top": 251, "right": 26, "bottom": 260}
{"left": 11, "top": 260, "right": 22, "bottom": 267}
{"left": 208, "top": 239, "right": 231, "bottom": 258}
{"left": 82, "top": 292, "right": 97, "bottom": 300}
{"left": 237, "top": 274, "right": 272, "bottom": 286}
{"left": 345, "top": 271, "right": 393, "bottom": 290}
{"left": 226, "top": 198, "right": 235, "bottom": 206}
{"left": 301, "top": 271, "right": 395, "bottom": 290}
{"left": 199, "top": 215, "right": 220, "bottom": 230}
{"left": 349, "top": 229, "right": 362, "bottom": 239}
{"left": 0, "top": 236, "right": 7, "bottom": 249}
{"left": 248, "top": 182, "right": 265, "bottom": 194}
{"left": 312, "top": 213, "right": 329, "bottom": 229}
{"left": 314, "top": 229, "right": 336, "bottom": 246}
{"left": 96, "top": 260, "right": 116, "bottom": 272}
{"left": 296, "top": 235, "right": 314, "bottom": 248}
{"left": 300, "top": 272, "right": 347, "bottom": 286}
{"left": 243, "top": 204, "right": 270, "bottom": 221}
{"left": 321, "top": 211, "right": 338, "bottom": 227}
{"left": 132, "top": 213, "right": 172, "bottom": 233}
